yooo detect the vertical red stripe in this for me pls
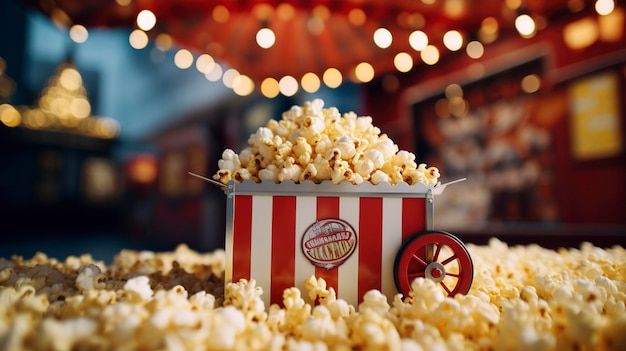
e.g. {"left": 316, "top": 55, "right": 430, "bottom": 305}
{"left": 402, "top": 198, "right": 426, "bottom": 242}
{"left": 358, "top": 197, "right": 383, "bottom": 302}
{"left": 270, "top": 196, "right": 297, "bottom": 305}
{"left": 315, "top": 197, "right": 339, "bottom": 293}
{"left": 232, "top": 195, "right": 253, "bottom": 282}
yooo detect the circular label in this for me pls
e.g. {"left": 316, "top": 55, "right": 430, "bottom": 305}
{"left": 301, "top": 219, "right": 357, "bottom": 269}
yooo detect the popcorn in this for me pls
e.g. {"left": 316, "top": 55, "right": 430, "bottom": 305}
{"left": 1, "top": 241, "right": 624, "bottom": 350}
{"left": 213, "top": 99, "right": 440, "bottom": 186}
{"left": 217, "top": 149, "right": 241, "bottom": 173}
{"left": 123, "top": 276, "right": 153, "bottom": 300}
{"left": 293, "top": 136, "right": 313, "bottom": 165}
{"left": 75, "top": 264, "right": 106, "bottom": 291}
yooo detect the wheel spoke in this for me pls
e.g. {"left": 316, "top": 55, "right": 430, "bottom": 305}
{"left": 441, "top": 253, "right": 457, "bottom": 266}
{"left": 446, "top": 272, "right": 461, "bottom": 278}
{"left": 411, "top": 253, "right": 429, "bottom": 268}
{"left": 432, "top": 243, "right": 442, "bottom": 262}
{"left": 439, "top": 281, "right": 452, "bottom": 295}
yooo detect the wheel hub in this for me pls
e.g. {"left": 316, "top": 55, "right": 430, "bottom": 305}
{"left": 425, "top": 262, "right": 446, "bottom": 283}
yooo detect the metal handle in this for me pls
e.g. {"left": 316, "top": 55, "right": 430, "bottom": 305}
{"left": 188, "top": 171, "right": 228, "bottom": 188}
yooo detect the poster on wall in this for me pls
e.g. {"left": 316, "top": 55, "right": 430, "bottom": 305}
{"left": 569, "top": 71, "right": 623, "bottom": 161}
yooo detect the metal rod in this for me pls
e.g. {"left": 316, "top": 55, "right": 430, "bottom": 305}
{"left": 188, "top": 171, "right": 227, "bottom": 188}
{"left": 441, "top": 177, "right": 467, "bottom": 186}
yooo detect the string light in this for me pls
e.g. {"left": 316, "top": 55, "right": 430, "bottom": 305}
{"left": 394, "top": 52, "right": 413, "bottom": 73}
{"left": 154, "top": 33, "right": 173, "bottom": 51}
{"left": 323, "top": 68, "right": 342, "bottom": 88}
{"left": 479, "top": 16, "right": 499, "bottom": 43}
{"left": 409, "top": 30, "right": 429, "bottom": 51}
{"left": 515, "top": 13, "right": 536, "bottom": 37}
{"left": 113, "top": 2, "right": 607, "bottom": 97}
{"left": 212, "top": 5, "right": 230, "bottom": 23}
{"left": 276, "top": 3, "right": 296, "bottom": 21}
{"left": 355, "top": 62, "right": 375, "bottom": 82}
{"left": 222, "top": 68, "right": 240, "bottom": 88}
{"left": 373, "top": 27, "right": 393, "bottom": 48}
{"left": 278, "top": 75, "right": 298, "bottom": 96}
{"left": 348, "top": 8, "right": 367, "bottom": 26}
{"left": 466, "top": 41, "right": 484, "bottom": 59}
{"left": 69, "top": 25, "right": 88, "bottom": 43}
{"left": 136, "top": 10, "right": 156, "bottom": 31}
{"left": 256, "top": 27, "right": 276, "bottom": 49}
{"left": 232, "top": 75, "right": 255, "bottom": 96}
{"left": 174, "top": 49, "right": 194, "bottom": 69}
{"left": 129, "top": 30, "right": 149, "bottom": 49}
{"left": 301, "top": 72, "right": 321, "bottom": 93}
{"left": 420, "top": 45, "right": 440, "bottom": 65}
{"left": 196, "top": 54, "right": 215, "bottom": 74}
{"left": 205, "top": 63, "right": 223, "bottom": 82}
{"left": 260, "top": 78, "right": 280, "bottom": 98}
{"left": 595, "top": 0, "right": 615, "bottom": 15}
{"left": 443, "top": 30, "right": 463, "bottom": 51}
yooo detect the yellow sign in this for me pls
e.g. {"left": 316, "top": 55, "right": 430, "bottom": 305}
{"left": 569, "top": 71, "right": 623, "bottom": 160}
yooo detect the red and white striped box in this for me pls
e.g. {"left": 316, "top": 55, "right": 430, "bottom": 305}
{"left": 224, "top": 180, "right": 438, "bottom": 307}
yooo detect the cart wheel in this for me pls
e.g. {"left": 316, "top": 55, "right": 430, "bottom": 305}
{"left": 394, "top": 230, "right": 473, "bottom": 298}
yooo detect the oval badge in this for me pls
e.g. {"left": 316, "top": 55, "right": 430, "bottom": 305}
{"left": 301, "top": 219, "right": 357, "bottom": 269}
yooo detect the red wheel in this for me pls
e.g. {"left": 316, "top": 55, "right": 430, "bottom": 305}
{"left": 394, "top": 230, "right": 473, "bottom": 297}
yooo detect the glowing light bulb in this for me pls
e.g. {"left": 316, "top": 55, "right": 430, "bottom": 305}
{"left": 301, "top": 73, "right": 321, "bottom": 93}
{"left": 409, "top": 30, "right": 428, "bottom": 51}
{"left": 256, "top": 28, "right": 276, "bottom": 49}
{"left": 279, "top": 76, "right": 298, "bottom": 96}
{"left": 595, "top": 0, "right": 615, "bottom": 15}
{"left": 466, "top": 41, "right": 484, "bottom": 59}
{"left": 443, "top": 30, "right": 463, "bottom": 51}
{"left": 261, "top": 78, "right": 280, "bottom": 98}
{"left": 174, "top": 49, "right": 194, "bottom": 69}
{"left": 420, "top": 45, "right": 440, "bottom": 65}
{"left": 137, "top": 10, "right": 156, "bottom": 31}
{"left": 394, "top": 52, "right": 413, "bottom": 72}
{"left": 323, "top": 68, "right": 342, "bottom": 88}
{"left": 69, "top": 25, "right": 88, "bottom": 43}
{"left": 355, "top": 62, "right": 374, "bottom": 82}
{"left": 373, "top": 28, "right": 393, "bottom": 48}
{"left": 515, "top": 14, "right": 536, "bottom": 37}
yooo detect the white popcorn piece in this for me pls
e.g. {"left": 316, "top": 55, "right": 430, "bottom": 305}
{"left": 232, "top": 168, "right": 256, "bottom": 183}
{"left": 363, "top": 149, "right": 385, "bottom": 169}
{"left": 76, "top": 266, "right": 104, "bottom": 291}
{"left": 330, "top": 159, "right": 352, "bottom": 184}
{"left": 293, "top": 136, "right": 313, "bottom": 165}
{"left": 277, "top": 157, "right": 302, "bottom": 182}
{"left": 311, "top": 155, "right": 332, "bottom": 182}
{"left": 335, "top": 136, "right": 357, "bottom": 161}
{"left": 258, "top": 163, "right": 279, "bottom": 183}
{"left": 370, "top": 170, "right": 391, "bottom": 185}
{"left": 123, "top": 276, "right": 153, "bottom": 300}
{"left": 299, "top": 163, "right": 318, "bottom": 183}
{"left": 217, "top": 149, "right": 241, "bottom": 173}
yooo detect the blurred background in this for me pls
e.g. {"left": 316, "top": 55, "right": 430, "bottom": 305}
{"left": 1, "top": 0, "right": 624, "bottom": 262}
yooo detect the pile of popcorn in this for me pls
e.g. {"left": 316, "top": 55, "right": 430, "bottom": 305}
{"left": 213, "top": 99, "right": 441, "bottom": 186}
{"left": 1, "top": 239, "right": 625, "bottom": 350}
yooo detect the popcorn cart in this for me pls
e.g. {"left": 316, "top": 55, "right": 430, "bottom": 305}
{"left": 195, "top": 173, "right": 474, "bottom": 307}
